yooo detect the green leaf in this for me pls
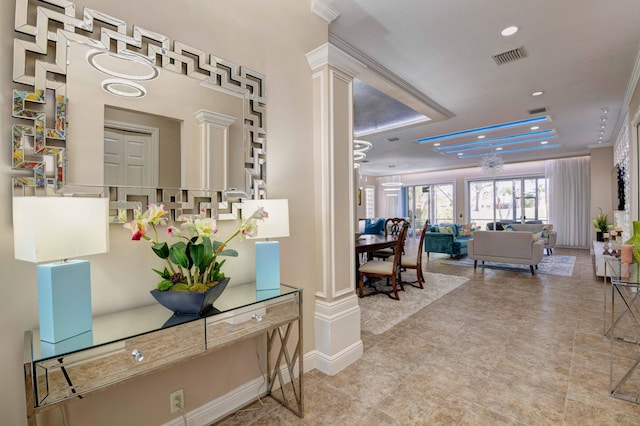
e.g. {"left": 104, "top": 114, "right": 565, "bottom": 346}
{"left": 152, "top": 242, "right": 170, "bottom": 259}
{"left": 169, "top": 242, "right": 190, "bottom": 269}
{"left": 156, "top": 280, "right": 173, "bottom": 291}
{"left": 212, "top": 240, "right": 224, "bottom": 252}
{"left": 217, "top": 248, "right": 238, "bottom": 257}
{"left": 189, "top": 242, "right": 207, "bottom": 269}
{"left": 152, "top": 267, "right": 171, "bottom": 279}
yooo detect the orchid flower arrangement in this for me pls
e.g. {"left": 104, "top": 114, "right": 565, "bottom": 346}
{"left": 124, "top": 204, "right": 268, "bottom": 292}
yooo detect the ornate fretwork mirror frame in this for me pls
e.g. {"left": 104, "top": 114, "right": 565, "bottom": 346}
{"left": 11, "top": 0, "right": 266, "bottom": 219}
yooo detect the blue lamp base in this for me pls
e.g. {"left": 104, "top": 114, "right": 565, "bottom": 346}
{"left": 255, "top": 241, "right": 281, "bottom": 291}
{"left": 37, "top": 260, "right": 93, "bottom": 343}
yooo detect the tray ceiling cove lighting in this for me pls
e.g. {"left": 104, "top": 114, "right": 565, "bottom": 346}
{"left": 417, "top": 116, "right": 550, "bottom": 144}
{"left": 13, "top": 197, "right": 109, "bottom": 344}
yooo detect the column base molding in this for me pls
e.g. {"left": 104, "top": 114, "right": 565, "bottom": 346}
{"left": 313, "top": 294, "right": 363, "bottom": 375}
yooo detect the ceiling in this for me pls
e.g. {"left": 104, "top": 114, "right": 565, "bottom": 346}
{"left": 324, "top": 0, "right": 640, "bottom": 176}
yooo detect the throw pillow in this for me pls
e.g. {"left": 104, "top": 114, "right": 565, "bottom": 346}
{"left": 439, "top": 225, "right": 454, "bottom": 234}
{"left": 504, "top": 224, "right": 516, "bottom": 231}
{"left": 541, "top": 224, "right": 553, "bottom": 238}
{"left": 532, "top": 232, "right": 542, "bottom": 241}
{"left": 460, "top": 224, "right": 473, "bottom": 237}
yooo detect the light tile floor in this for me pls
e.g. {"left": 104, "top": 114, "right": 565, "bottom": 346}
{"left": 216, "top": 247, "right": 640, "bottom": 425}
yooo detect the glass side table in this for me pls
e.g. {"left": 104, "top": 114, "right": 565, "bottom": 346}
{"left": 607, "top": 261, "right": 640, "bottom": 403}
{"left": 604, "top": 255, "right": 622, "bottom": 335}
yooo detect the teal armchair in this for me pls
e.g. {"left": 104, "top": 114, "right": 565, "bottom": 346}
{"left": 423, "top": 223, "right": 471, "bottom": 259}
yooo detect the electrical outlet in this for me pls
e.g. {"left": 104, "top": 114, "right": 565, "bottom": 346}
{"left": 169, "top": 389, "right": 184, "bottom": 414}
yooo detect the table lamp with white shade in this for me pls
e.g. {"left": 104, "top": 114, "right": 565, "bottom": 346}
{"left": 13, "top": 196, "right": 109, "bottom": 343}
{"left": 242, "top": 199, "right": 290, "bottom": 291}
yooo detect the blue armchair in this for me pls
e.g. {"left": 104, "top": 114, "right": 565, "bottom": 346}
{"left": 362, "top": 218, "right": 385, "bottom": 235}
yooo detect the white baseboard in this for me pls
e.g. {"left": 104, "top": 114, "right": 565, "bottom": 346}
{"left": 162, "top": 351, "right": 316, "bottom": 426}
{"left": 310, "top": 340, "right": 363, "bottom": 376}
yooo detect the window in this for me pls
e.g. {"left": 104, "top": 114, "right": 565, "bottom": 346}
{"left": 468, "top": 176, "right": 547, "bottom": 230}
{"left": 406, "top": 183, "right": 454, "bottom": 237}
{"left": 365, "top": 186, "right": 375, "bottom": 218}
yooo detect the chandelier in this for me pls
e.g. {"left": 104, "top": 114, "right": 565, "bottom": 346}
{"left": 481, "top": 153, "right": 504, "bottom": 175}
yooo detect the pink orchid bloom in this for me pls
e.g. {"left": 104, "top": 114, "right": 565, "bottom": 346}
{"left": 193, "top": 217, "right": 218, "bottom": 237}
{"left": 124, "top": 218, "right": 148, "bottom": 240}
{"left": 145, "top": 203, "right": 168, "bottom": 226}
{"left": 242, "top": 220, "right": 259, "bottom": 237}
{"left": 247, "top": 207, "right": 268, "bottom": 221}
{"left": 167, "top": 226, "right": 181, "bottom": 237}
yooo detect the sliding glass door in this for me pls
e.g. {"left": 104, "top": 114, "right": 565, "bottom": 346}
{"left": 406, "top": 183, "right": 454, "bottom": 237}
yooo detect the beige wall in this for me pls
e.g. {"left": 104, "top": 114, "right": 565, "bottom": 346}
{"left": 1, "top": 0, "right": 326, "bottom": 425}
{"left": 590, "top": 146, "right": 615, "bottom": 242}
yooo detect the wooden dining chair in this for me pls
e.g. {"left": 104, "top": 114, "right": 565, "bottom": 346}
{"left": 358, "top": 223, "right": 409, "bottom": 300}
{"left": 371, "top": 217, "right": 408, "bottom": 260}
{"left": 400, "top": 219, "right": 428, "bottom": 289}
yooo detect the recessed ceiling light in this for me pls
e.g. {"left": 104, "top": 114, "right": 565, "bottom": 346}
{"left": 495, "top": 147, "right": 503, "bottom": 151}
{"left": 457, "top": 152, "right": 463, "bottom": 156}
{"left": 530, "top": 126, "right": 540, "bottom": 130}
{"left": 434, "top": 143, "right": 441, "bottom": 146}
{"left": 600, "top": 124, "right": 606, "bottom": 129}
{"left": 602, "top": 107, "right": 609, "bottom": 114}
{"left": 598, "top": 141, "right": 602, "bottom": 144}
{"left": 501, "top": 26, "right": 519, "bottom": 37}
{"left": 540, "top": 141, "right": 549, "bottom": 145}
{"left": 477, "top": 135, "right": 486, "bottom": 139}
{"left": 601, "top": 116, "right": 608, "bottom": 122}
{"left": 599, "top": 130, "right": 605, "bottom": 135}
{"left": 531, "top": 91, "right": 544, "bottom": 97}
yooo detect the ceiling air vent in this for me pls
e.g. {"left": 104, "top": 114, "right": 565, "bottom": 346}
{"left": 492, "top": 47, "right": 526, "bottom": 65}
{"left": 386, "top": 137, "right": 400, "bottom": 142}
{"left": 528, "top": 107, "right": 548, "bottom": 115}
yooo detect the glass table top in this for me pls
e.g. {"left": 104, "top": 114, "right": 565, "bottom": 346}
{"left": 604, "top": 257, "right": 640, "bottom": 285}
{"left": 28, "top": 283, "right": 300, "bottom": 362}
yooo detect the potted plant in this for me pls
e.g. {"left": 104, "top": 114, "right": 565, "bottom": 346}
{"left": 123, "top": 203, "right": 268, "bottom": 314}
{"left": 592, "top": 208, "right": 613, "bottom": 242}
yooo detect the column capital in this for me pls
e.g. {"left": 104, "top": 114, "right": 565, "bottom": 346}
{"left": 306, "top": 42, "right": 364, "bottom": 78}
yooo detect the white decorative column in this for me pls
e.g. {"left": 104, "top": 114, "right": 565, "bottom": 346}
{"left": 195, "top": 109, "right": 236, "bottom": 190}
{"left": 306, "top": 43, "right": 365, "bottom": 375}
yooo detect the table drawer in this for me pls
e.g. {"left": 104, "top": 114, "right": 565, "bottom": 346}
{"left": 34, "top": 320, "right": 204, "bottom": 407}
{"left": 206, "top": 296, "right": 299, "bottom": 349}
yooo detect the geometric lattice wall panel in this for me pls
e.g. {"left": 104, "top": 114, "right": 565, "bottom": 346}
{"left": 12, "top": 0, "right": 267, "bottom": 199}
{"left": 108, "top": 187, "right": 247, "bottom": 224}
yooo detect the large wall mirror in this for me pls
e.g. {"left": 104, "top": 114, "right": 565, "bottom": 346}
{"left": 11, "top": 0, "right": 267, "bottom": 219}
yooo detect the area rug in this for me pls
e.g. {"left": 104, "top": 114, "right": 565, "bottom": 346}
{"left": 443, "top": 255, "right": 576, "bottom": 277}
{"left": 359, "top": 272, "right": 469, "bottom": 335}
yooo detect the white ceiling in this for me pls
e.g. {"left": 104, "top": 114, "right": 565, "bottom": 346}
{"left": 325, "top": 0, "right": 640, "bottom": 176}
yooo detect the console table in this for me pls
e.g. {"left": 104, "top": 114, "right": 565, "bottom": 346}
{"left": 23, "top": 283, "right": 303, "bottom": 425}
{"left": 605, "top": 261, "right": 640, "bottom": 403}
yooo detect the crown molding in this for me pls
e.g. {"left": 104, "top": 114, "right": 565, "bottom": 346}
{"left": 311, "top": 0, "right": 340, "bottom": 24}
{"left": 305, "top": 43, "right": 365, "bottom": 77}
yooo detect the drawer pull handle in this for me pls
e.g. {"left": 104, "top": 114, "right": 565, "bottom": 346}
{"left": 131, "top": 349, "right": 145, "bottom": 362}
{"left": 251, "top": 313, "right": 263, "bottom": 322}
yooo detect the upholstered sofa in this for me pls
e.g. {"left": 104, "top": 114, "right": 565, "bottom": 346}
{"left": 467, "top": 230, "right": 545, "bottom": 274}
{"left": 508, "top": 223, "right": 556, "bottom": 255}
{"left": 424, "top": 223, "right": 474, "bottom": 259}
